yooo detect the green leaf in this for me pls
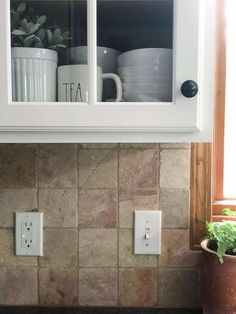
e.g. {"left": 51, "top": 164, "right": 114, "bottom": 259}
{"left": 36, "top": 15, "right": 46, "bottom": 26}
{"left": 24, "top": 36, "right": 34, "bottom": 47}
{"left": 37, "top": 29, "right": 46, "bottom": 41}
{"left": 19, "top": 18, "right": 28, "bottom": 31}
{"left": 24, "top": 34, "right": 40, "bottom": 44}
{"left": 47, "top": 29, "right": 53, "bottom": 42}
{"left": 53, "top": 28, "right": 61, "bottom": 37}
{"left": 34, "top": 41, "right": 44, "bottom": 48}
{"left": 221, "top": 208, "right": 236, "bottom": 217}
{"left": 28, "top": 23, "right": 40, "bottom": 35}
{"left": 12, "top": 29, "right": 27, "bottom": 36}
{"left": 11, "top": 10, "right": 20, "bottom": 24}
{"left": 52, "top": 35, "right": 63, "bottom": 45}
{"left": 55, "top": 44, "right": 66, "bottom": 47}
{"left": 62, "top": 31, "right": 71, "bottom": 40}
{"left": 206, "top": 221, "right": 236, "bottom": 263}
{"left": 17, "top": 2, "right": 26, "bottom": 15}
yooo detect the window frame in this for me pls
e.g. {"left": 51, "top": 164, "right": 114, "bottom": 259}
{"left": 190, "top": 0, "right": 236, "bottom": 250}
{"left": 212, "top": 0, "right": 236, "bottom": 220}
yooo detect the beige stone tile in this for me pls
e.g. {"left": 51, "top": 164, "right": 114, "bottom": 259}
{"left": 39, "top": 268, "right": 78, "bottom": 305}
{"left": 119, "top": 188, "right": 159, "bottom": 228}
{"left": 80, "top": 144, "right": 117, "bottom": 149}
{"left": 119, "top": 149, "right": 158, "bottom": 188}
{"left": 79, "top": 149, "right": 118, "bottom": 188}
{"left": 160, "top": 143, "right": 190, "bottom": 149}
{"left": 39, "top": 229, "right": 77, "bottom": 267}
{"left": 79, "top": 268, "right": 117, "bottom": 306}
{"left": 0, "top": 229, "right": 37, "bottom": 267}
{"left": 39, "top": 189, "right": 77, "bottom": 227}
{"left": 119, "top": 268, "right": 157, "bottom": 307}
{"left": 0, "top": 144, "right": 36, "bottom": 188}
{"left": 0, "top": 267, "right": 37, "bottom": 304}
{"left": 38, "top": 144, "right": 77, "bottom": 188}
{"left": 0, "top": 189, "right": 37, "bottom": 227}
{"left": 160, "top": 189, "right": 189, "bottom": 228}
{"left": 157, "top": 269, "right": 198, "bottom": 308}
{"left": 79, "top": 189, "right": 117, "bottom": 228}
{"left": 79, "top": 229, "right": 117, "bottom": 267}
{"left": 119, "top": 143, "right": 159, "bottom": 149}
{"left": 159, "top": 229, "right": 201, "bottom": 268}
{"left": 160, "top": 149, "right": 190, "bottom": 189}
{"left": 119, "top": 229, "right": 157, "bottom": 267}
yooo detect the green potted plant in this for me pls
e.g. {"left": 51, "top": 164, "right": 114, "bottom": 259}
{"left": 11, "top": 2, "right": 71, "bottom": 102}
{"left": 201, "top": 208, "right": 236, "bottom": 314}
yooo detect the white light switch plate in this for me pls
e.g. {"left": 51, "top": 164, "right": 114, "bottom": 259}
{"left": 134, "top": 210, "right": 161, "bottom": 255}
{"left": 15, "top": 212, "right": 43, "bottom": 256}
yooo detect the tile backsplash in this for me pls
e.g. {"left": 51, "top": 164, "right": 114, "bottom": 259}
{"left": 0, "top": 143, "right": 201, "bottom": 307}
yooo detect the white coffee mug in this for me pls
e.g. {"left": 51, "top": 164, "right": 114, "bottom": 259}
{"left": 58, "top": 65, "right": 122, "bottom": 102}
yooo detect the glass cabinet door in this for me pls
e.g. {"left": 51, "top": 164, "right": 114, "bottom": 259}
{"left": 10, "top": 0, "right": 88, "bottom": 103}
{"left": 97, "top": 0, "right": 173, "bottom": 103}
{"left": 9, "top": 0, "right": 176, "bottom": 106}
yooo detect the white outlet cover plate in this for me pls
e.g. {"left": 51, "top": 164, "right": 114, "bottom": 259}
{"left": 134, "top": 210, "right": 162, "bottom": 255}
{"left": 15, "top": 212, "right": 43, "bottom": 256}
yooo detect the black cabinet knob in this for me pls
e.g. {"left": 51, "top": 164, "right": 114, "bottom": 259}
{"left": 181, "top": 80, "right": 199, "bottom": 98}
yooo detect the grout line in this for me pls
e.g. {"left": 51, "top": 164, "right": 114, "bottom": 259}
{"left": 77, "top": 144, "right": 80, "bottom": 305}
{"left": 117, "top": 146, "right": 120, "bottom": 306}
{"left": 35, "top": 144, "right": 40, "bottom": 305}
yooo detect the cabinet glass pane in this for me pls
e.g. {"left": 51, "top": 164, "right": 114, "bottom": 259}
{"left": 97, "top": 0, "right": 173, "bottom": 103}
{"left": 11, "top": 0, "right": 87, "bottom": 103}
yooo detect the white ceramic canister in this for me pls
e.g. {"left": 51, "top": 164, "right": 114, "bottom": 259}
{"left": 11, "top": 47, "right": 58, "bottom": 102}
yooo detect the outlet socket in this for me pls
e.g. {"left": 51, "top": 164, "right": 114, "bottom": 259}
{"left": 15, "top": 212, "right": 43, "bottom": 256}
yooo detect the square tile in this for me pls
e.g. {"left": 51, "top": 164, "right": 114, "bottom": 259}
{"left": 119, "top": 229, "right": 157, "bottom": 267}
{"left": 79, "top": 229, "right": 117, "bottom": 267}
{"left": 160, "top": 189, "right": 189, "bottom": 228}
{"left": 39, "top": 229, "right": 77, "bottom": 267}
{"left": 119, "top": 188, "right": 159, "bottom": 228}
{"left": 0, "top": 189, "right": 36, "bottom": 227}
{"left": 38, "top": 144, "right": 77, "bottom": 188}
{"left": 79, "top": 268, "right": 117, "bottom": 306}
{"left": 0, "top": 267, "right": 37, "bottom": 305}
{"left": 159, "top": 229, "right": 201, "bottom": 268}
{"left": 0, "top": 144, "right": 36, "bottom": 188}
{"left": 160, "top": 149, "right": 190, "bottom": 189}
{"left": 119, "top": 149, "right": 158, "bottom": 188}
{"left": 79, "top": 189, "right": 117, "bottom": 228}
{"left": 157, "top": 269, "right": 198, "bottom": 308}
{"left": 0, "top": 229, "right": 37, "bottom": 267}
{"left": 119, "top": 268, "right": 157, "bottom": 307}
{"left": 39, "top": 268, "right": 78, "bottom": 305}
{"left": 39, "top": 189, "right": 77, "bottom": 227}
{"left": 78, "top": 149, "right": 118, "bottom": 188}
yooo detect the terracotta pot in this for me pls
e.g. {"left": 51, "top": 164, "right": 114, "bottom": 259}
{"left": 201, "top": 239, "right": 236, "bottom": 314}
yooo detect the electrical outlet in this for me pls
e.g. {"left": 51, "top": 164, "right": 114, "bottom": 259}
{"left": 21, "top": 220, "right": 35, "bottom": 248}
{"left": 15, "top": 212, "right": 43, "bottom": 256}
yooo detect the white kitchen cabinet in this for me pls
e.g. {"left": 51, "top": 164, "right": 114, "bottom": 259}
{"left": 0, "top": 0, "right": 216, "bottom": 143}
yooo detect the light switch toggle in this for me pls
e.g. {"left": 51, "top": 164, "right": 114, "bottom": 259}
{"left": 134, "top": 210, "right": 162, "bottom": 255}
{"left": 144, "top": 228, "right": 150, "bottom": 239}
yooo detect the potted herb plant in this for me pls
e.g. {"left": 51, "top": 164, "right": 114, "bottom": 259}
{"left": 201, "top": 208, "right": 236, "bottom": 314}
{"left": 11, "top": 2, "right": 70, "bottom": 102}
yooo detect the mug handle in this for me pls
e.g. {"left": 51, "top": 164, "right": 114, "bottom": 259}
{"left": 101, "top": 73, "right": 122, "bottom": 102}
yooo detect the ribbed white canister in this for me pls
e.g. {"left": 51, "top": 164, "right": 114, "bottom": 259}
{"left": 11, "top": 47, "right": 58, "bottom": 102}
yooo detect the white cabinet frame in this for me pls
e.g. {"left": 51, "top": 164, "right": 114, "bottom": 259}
{"left": 0, "top": 0, "right": 216, "bottom": 142}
